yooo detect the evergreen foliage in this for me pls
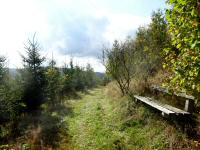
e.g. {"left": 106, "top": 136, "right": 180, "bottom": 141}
{"left": 0, "top": 57, "right": 22, "bottom": 122}
{"left": 45, "top": 59, "right": 61, "bottom": 105}
{"left": 20, "top": 36, "right": 46, "bottom": 110}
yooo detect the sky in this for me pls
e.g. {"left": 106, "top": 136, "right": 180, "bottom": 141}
{"left": 0, "top": 0, "right": 166, "bottom": 72}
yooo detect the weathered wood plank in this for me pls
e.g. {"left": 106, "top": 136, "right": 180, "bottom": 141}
{"left": 134, "top": 95, "right": 175, "bottom": 115}
{"left": 163, "top": 104, "right": 190, "bottom": 115}
{"left": 151, "top": 85, "right": 194, "bottom": 100}
{"left": 134, "top": 95, "right": 191, "bottom": 116}
{"left": 147, "top": 97, "right": 190, "bottom": 115}
{"left": 151, "top": 85, "right": 195, "bottom": 113}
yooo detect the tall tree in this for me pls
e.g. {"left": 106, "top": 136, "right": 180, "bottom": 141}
{"left": 135, "top": 10, "right": 169, "bottom": 78}
{"left": 103, "top": 10, "right": 170, "bottom": 95}
{"left": 164, "top": 0, "right": 200, "bottom": 98}
{"left": 0, "top": 57, "right": 22, "bottom": 122}
{"left": 21, "top": 35, "right": 46, "bottom": 110}
{"left": 103, "top": 38, "right": 135, "bottom": 95}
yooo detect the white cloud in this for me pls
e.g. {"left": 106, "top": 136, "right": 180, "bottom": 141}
{"left": 103, "top": 13, "right": 150, "bottom": 42}
{"left": 0, "top": 0, "right": 155, "bottom": 72}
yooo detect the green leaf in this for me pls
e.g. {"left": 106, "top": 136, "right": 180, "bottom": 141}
{"left": 177, "top": 43, "right": 182, "bottom": 48}
{"left": 191, "top": 41, "right": 197, "bottom": 49}
{"left": 191, "top": 9, "right": 198, "bottom": 16}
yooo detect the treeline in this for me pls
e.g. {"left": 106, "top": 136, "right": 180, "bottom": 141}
{"left": 103, "top": 10, "right": 170, "bottom": 95}
{"left": 0, "top": 36, "right": 100, "bottom": 139}
{"left": 104, "top": 0, "right": 200, "bottom": 102}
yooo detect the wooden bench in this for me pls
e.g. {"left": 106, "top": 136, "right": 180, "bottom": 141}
{"left": 134, "top": 95, "right": 190, "bottom": 116}
{"left": 151, "top": 85, "right": 195, "bottom": 113}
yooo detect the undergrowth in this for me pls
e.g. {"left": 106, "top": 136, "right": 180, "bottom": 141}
{"left": 1, "top": 86, "right": 199, "bottom": 149}
{"left": 66, "top": 87, "right": 198, "bottom": 150}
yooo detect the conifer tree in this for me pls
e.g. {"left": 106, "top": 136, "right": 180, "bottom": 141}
{"left": 20, "top": 35, "right": 46, "bottom": 110}
{"left": 45, "top": 57, "right": 61, "bottom": 106}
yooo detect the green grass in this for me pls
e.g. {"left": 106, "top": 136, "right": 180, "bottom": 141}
{"left": 65, "top": 87, "right": 194, "bottom": 150}
{"left": 66, "top": 88, "right": 122, "bottom": 150}
{"left": 1, "top": 87, "right": 197, "bottom": 149}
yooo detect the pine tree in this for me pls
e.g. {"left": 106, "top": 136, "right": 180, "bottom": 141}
{"left": 20, "top": 35, "right": 46, "bottom": 110}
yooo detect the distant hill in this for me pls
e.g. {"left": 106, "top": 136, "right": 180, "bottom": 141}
{"left": 9, "top": 68, "right": 19, "bottom": 77}
{"left": 95, "top": 72, "right": 105, "bottom": 79}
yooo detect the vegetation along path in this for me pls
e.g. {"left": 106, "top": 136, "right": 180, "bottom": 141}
{"left": 66, "top": 87, "right": 198, "bottom": 150}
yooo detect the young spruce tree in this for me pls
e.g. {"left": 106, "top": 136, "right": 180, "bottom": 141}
{"left": 45, "top": 58, "right": 61, "bottom": 106}
{"left": 21, "top": 35, "right": 45, "bottom": 110}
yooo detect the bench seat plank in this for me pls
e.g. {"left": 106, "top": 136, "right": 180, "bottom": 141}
{"left": 147, "top": 97, "right": 190, "bottom": 115}
{"left": 162, "top": 104, "right": 190, "bottom": 115}
{"left": 134, "top": 95, "right": 175, "bottom": 115}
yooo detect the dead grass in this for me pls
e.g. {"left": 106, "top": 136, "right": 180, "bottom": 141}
{"left": 1, "top": 101, "right": 73, "bottom": 150}
{"left": 105, "top": 82, "right": 122, "bottom": 99}
{"left": 148, "top": 69, "right": 171, "bottom": 86}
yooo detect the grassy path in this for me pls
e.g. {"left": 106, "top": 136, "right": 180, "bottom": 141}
{"left": 64, "top": 87, "right": 196, "bottom": 150}
{"left": 66, "top": 88, "right": 124, "bottom": 150}
{"left": 2, "top": 87, "right": 197, "bottom": 149}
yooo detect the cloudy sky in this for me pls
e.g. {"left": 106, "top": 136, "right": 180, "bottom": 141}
{"left": 0, "top": 0, "right": 166, "bottom": 72}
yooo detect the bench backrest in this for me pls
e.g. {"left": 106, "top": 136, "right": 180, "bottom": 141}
{"left": 150, "top": 85, "right": 195, "bottom": 113}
